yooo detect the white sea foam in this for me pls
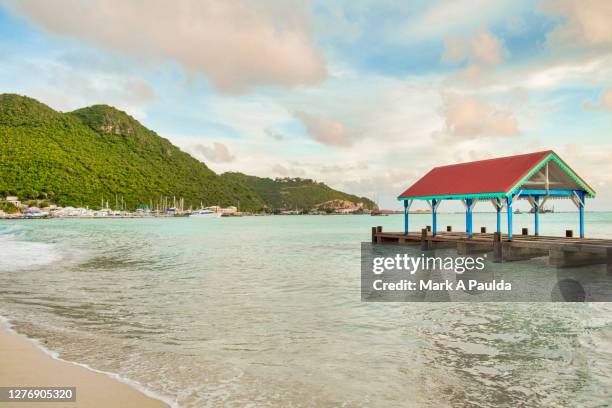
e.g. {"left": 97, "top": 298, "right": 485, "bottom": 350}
{"left": 0, "top": 316, "right": 179, "bottom": 408}
{"left": 0, "top": 234, "right": 63, "bottom": 272}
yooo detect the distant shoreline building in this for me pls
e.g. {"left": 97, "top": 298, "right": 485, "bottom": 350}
{"left": 5, "top": 196, "right": 20, "bottom": 207}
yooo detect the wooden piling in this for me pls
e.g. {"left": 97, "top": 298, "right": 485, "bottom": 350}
{"left": 566, "top": 230, "right": 573, "bottom": 238}
{"left": 371, "top": 227, "right": 377, "bottom": 243}
{"left": 420, "top": 228, "right": 429, "bottom": 251}
{"left": 447, "top": 226, "right": 452, "bottom": 232}
{"left": 522, "top": 228, "right": 529, "bottom": 235}
{"left": 481, "top": 227, "right": 487, "bottom": 233}
{"left": 493, "top": 232, "right": 502, "bottom": 263}
{"left": 426, "top": 225, "right": 431, "bottom": 232}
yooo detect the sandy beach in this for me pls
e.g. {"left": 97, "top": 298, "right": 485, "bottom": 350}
{"left": 0, "top": 326, "right": 169, "bottom": 408}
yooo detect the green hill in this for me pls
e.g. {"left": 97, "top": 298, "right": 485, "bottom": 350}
{"left": 0, "top": 94, "right": 262, "bottom": 210}
{"left": 222, "top": 172, "right": 376, "bottom": 211}
{"left": 0, "top": 94, "right": 374, "bottom": 212}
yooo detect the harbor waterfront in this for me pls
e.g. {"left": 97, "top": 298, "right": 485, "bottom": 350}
{"left": 1, "top": 214, "right": 612, "bottom": 407}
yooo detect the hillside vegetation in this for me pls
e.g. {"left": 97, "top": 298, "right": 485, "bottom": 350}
{"left": 0, "top": 94, "right": 374, "bottom": 211}
{"left": 222, "top": 173, "right": 376, "bottom": 211}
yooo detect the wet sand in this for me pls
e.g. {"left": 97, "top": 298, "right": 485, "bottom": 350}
{"left": 0, "top": 327, "right": 169, "bottom": 408}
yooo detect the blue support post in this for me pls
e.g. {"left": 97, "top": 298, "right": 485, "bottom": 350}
{"left": 507, "top": 196, "right": 513, "bottom": 241}
{"left": 534, "top": 196, "right": 540, "bottom": 236}
{"left": 496, "top": 202, "right": 501, "bottom": 233}
{"left": 432, "top": 199, "right": 437, "bottom": 236}
{"left": 403, "top": 200, "right": 409, "bottom": 235}
{"left": 466, "top": 198, "right": 473, "bottom": 238}
{"left": 578, "top": 191, "right": 585, "bottom": 238}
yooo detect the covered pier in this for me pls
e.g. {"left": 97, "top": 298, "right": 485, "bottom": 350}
{"left": 398, "top": 150, "right": 594, "bottom": 240}
{"left": 373, "top": 151, "right": 612, "bottom": 270}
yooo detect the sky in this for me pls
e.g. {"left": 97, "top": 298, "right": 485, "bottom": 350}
{"left": 1, "top": 0, "right": 612, "bottom": 211}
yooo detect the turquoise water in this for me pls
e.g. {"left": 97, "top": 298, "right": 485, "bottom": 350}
{"left": 1, "top": 214, "right": 611, "bottom": 407}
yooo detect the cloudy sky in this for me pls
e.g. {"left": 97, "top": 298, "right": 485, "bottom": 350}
{"left": 1, "top": 0, "right": 612, "bottom": 210}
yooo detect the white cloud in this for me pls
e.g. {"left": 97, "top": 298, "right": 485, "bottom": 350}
{"left": 542, "top": 0, "right": 612, "bottom": 48}
{"left": 442, "top": 53, "right": 612, "bottom": 97}
{"left": 433, "top": 94, "right": 520, "bottom": 140}
{"left": 557, "top": 143, "right": 612, "bottom": 210}
{"left": 294, "top": 111, "right": 353, "bottom": 147}
{"left": 265, "top": 129, "right": 286, "bottom": 141}
{"left": 192, "top": 142, "right": 235, "bottom": 163}
{"left": 584, "top": 88, "right": 612, "bottom": 111}
{"left": 441, "top": 30, "right": 507, "bottom": 86}
{"left": 405, "top": 0, "right": 516, "bottom": 39}
{"left": 521, "top": 59, "right": 611, "bottom": 90}
{"left": 601, "top": 89, "right": 612, "bottom": 110}
{"left": 0, "top": 54, "right": 155, "bottom": 118}
{"left": 443, "top": 30, "right": 505, "bottom": 66}
{"left": 272, "top": 163, "right": 305, "bottom": 177}
{"left": 340, "top": 170, "right": 419, "bottom": 200}
{"left": 5, "top": 0, "right": 326, "bottom": 94}
{"left": 319, "top": 162, "right": 368, "bottom": 173}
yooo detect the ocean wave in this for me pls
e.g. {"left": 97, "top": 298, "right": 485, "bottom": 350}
{"left": 0, "top": 233, "right": 63, "bottom": 272}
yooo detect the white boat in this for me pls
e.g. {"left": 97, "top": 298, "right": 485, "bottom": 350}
{"left": 190, "top": 209, "right": 219, "bottom": 218}
{"left": 23, "top": 209, "right": 49, "bottom": 218}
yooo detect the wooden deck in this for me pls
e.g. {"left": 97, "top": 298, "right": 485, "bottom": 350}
{"left": 371, "top": 227, "right": 612, "bottom": 271}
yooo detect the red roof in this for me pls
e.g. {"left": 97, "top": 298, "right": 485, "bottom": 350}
{"left": 399, "top": 151, "right": 552, "bottom": 199}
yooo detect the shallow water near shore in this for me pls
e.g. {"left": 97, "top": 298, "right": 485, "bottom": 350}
{"left": 1, "top": 213, "right": 612, "bottom": 407}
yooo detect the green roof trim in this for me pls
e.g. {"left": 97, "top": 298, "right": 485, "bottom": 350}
{"left": 508, "top": 152, "right": 596, "bottom": 198}
{"left": 550, "top": 154, "right": 596, "bottom": 197}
